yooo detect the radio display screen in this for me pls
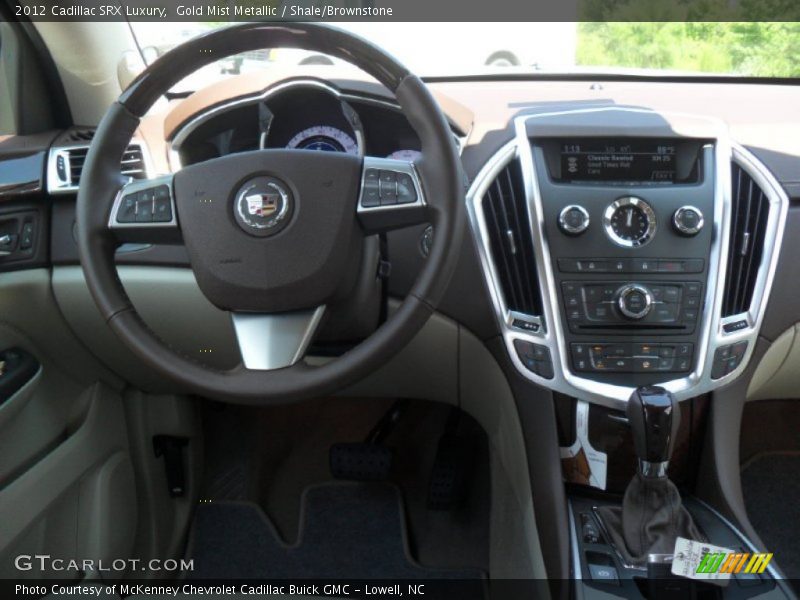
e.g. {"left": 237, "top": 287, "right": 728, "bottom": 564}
{"left": 559, "top": 139, "right": 679, "bottom": 183}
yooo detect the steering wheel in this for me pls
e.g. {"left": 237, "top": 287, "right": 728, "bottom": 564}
{"left": 76, "top": 23, "right": 463, "bottom": 404}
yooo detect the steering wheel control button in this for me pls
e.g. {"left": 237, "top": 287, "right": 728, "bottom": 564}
{"left": 513, "top": 339, "right": 554, "bottom": 380}
{"left": 558, "top": 205, "right": 590, "bottom": 235}
{"left": 396, "top": 173, "right": 417, "bottom": 204}
{"left": 234, "top": 176, "right": 292, "bottom": 237}
{"left": 361, "top": 169, "right": 381, "bottom": 207}
{"left": 673, "top": 206, "right": 704, "bottom": 236}
{"left": 603, "top": 196, "right": 657, "bottom": 247}
{"left": 117, "top": 193, "right": 138, "bottom": 223}
{"left": 153, "top": 186, "right": 173, "bottom": 222}
{"left": 136, "top": 190, "right": 155, "bottom": 222}
{"left": 617, "top": 284, "right": 653, "bottom": 320}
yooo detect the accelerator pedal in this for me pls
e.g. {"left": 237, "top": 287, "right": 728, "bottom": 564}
{"left": 428, "top": 410, "right": 478, "bottom": 510}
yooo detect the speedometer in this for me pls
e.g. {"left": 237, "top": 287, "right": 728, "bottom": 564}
{"left": 286, "top": 126, "right": 359, "bottom": 155}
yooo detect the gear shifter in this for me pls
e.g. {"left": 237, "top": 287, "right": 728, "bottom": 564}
{"left": 597, "top": 386, "right": 703, "bottom": 565}
{"left": 628, "top": 385, "right": 681, "bottom": 478}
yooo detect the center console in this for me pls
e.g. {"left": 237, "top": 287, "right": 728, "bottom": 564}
{"left": 467, "top": 107, "right": 788, "bottom": 410}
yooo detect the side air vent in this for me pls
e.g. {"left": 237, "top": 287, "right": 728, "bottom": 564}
{"left": 47, "top": 143, "right": 148, "bottom": 194}
{"left": 481, "top": 158, "right": 543, "bottom": 317}
{"left": 722, "top": 163, "right": 770, "bottom": 317}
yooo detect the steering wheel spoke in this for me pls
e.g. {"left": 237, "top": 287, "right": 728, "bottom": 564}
{"left": 231, "top": 306, "right": 326, "bottom": 371}
{"left": 357, "top": 157, "right": 429, "bottom": 233}
{"left": 108, "top": 174, "right": 182, "bottom": 243}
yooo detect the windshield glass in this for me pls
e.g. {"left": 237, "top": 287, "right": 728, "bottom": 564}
{"left": 129, "top": 22, "right": 800, "bottom": 92}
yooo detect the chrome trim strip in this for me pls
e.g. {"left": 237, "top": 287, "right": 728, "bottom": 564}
{"left": 357, "top": 156, "right": 425, "bottom": 213}
{"left": 47, "top": 141, "right": 153, "bottom": 195}
{"left": 567, "top": 503, "right": 583, "bottom": 580}
{"left": 108, "top": 175, "right": 177, "bottom": 230}
{"left": 466, "top": 107, "right": 789, "bottom": 410}
{"left": 231, "top": 306, "right": 325, "bottom": 370}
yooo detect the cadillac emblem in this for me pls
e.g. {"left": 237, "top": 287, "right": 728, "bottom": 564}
{"left": 233, "top": 177, "right": 292, "bottom": 237}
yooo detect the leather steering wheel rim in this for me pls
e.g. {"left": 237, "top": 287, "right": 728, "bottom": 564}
{"left": 76, "top": 23, "right": 463, "bottom": 404}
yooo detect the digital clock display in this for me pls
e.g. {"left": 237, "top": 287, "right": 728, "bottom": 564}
{"left": 560, "top": 139, "right": 678, "bottom": 183}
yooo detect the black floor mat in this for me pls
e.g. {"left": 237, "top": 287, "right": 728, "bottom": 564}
{"left": 741, "top": 453, "right": 800, "bottom": 578}
{"left": 187, "top": 482, "right": 485, "bottom": 590}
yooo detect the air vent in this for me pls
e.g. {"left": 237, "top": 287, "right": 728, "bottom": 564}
{"left": 722, "top": 163, "right": 770, "bottom": 317}
{"left": 481, "top": 158, "right": 543, "bottom": 317}
{"left": 48, "top": 143, "right": 148, "bottom": 194}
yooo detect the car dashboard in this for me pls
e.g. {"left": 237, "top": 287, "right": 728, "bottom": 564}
{"left": 18, "top": 74, "right": 800, "bottom": 410}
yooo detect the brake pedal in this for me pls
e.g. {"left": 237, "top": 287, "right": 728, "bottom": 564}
{"left": 330, "top": 443, "right": 393, "bottom": 481}
{"left": 329, "top": 400, "right": 407, "bottom": 481}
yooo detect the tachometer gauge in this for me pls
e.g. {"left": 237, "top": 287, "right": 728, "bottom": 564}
{"left": 286, "top": 126, "right": 358, "bottom": 155}
{"left": 387, "top": 149, "right": 421, "bottom": 161}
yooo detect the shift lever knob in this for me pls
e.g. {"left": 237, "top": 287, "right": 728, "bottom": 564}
{"left": 627, "top": 386, "right": 680, "bottom": 478}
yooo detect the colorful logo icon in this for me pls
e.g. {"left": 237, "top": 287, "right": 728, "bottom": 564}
{"left": 696, "top": 551, "right": 773, "bottom": 575}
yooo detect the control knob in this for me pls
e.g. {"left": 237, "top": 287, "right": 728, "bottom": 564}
{"left": 617, "top": 284, "right": 653, "bottom": 320}
{"left": 559, "top": 205, "right": 590, "bottom": 235}
{"left": 672, "top": 206, "right": 704, "bottom": 236}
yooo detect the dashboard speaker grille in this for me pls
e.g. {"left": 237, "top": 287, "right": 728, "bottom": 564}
{"left": 722, "top": 163, "right": 770, "bottom": 317}
{"left": 481, "top": 158, "right": 543, "bottom": 317}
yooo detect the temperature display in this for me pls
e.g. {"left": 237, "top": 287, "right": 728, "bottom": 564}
{"left": 560, "top": 139, "right": 678, "bottom": 183}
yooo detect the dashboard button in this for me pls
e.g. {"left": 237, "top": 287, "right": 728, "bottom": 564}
{"left": 633, "top": 343, "right": 659, "bottom": 357}
{"left": 673, "top": 206, "right": 705, "bottom": 236}
{"left": 580, "top": 260, "right": 608, "bottom": 273}
{"left": 558, "top": 259, "right": 581, "bottom": 273}
{"left": 609, "top": 258, "right": 631, "bottom": 272}
{"left": 658, "top": 346, "right": 676, "bottom": 358}
{"left": 675, "top": 357, "right": 692, "bottom": 372}
{"left": 564, "top": 294, "right": 581, "bottom": 309}
{"left": 659, "top": 259, "right": 685, "bottom": 273}
{"left": 634, "top": 357, "right": 658, "bottom": 372}
{"left": 676, "top": 343, "right": 693, "bottom": 357}
{"left": 657, "top": 357, "right": 675, "bottom": 371}
{"left": 686, "top": 282, "right": 702, "bottom": 296}
{"left": 609, "top": 358, "right": 632, "bottom": 371}
{"left": 632, "top": 258, "right": 658, "bottom": 273}
{"left": 684, "top": 259, "right": 704, "bottom": 273}
{"left": 587, "top": 304, "right": 612, "bottom": 320}
{"left": 651, "top": 304, "right": 679, "bottom": 323}
{"left": 558, "top": 205, "right": 590, "bottom": 235}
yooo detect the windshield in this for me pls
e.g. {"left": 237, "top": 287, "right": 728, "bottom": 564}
{"left": 129, "top": 22, "right": 800, "bottom": 92}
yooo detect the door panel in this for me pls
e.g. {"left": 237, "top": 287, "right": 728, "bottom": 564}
{"left": 0, "top": 268, "right": 136, "bottom": 581}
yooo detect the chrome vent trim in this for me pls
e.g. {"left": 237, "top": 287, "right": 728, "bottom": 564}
{"left": 722, "top": 162, "right": 770, "bottom": 318}
{"left": 467, "top": 140, "right": 544, "bottom": 335}
{"left": 481, "top": 156, "right": 543, "bottom": 318}
{"left": 47, "top": 142, "right": 151, "bottom": 195}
